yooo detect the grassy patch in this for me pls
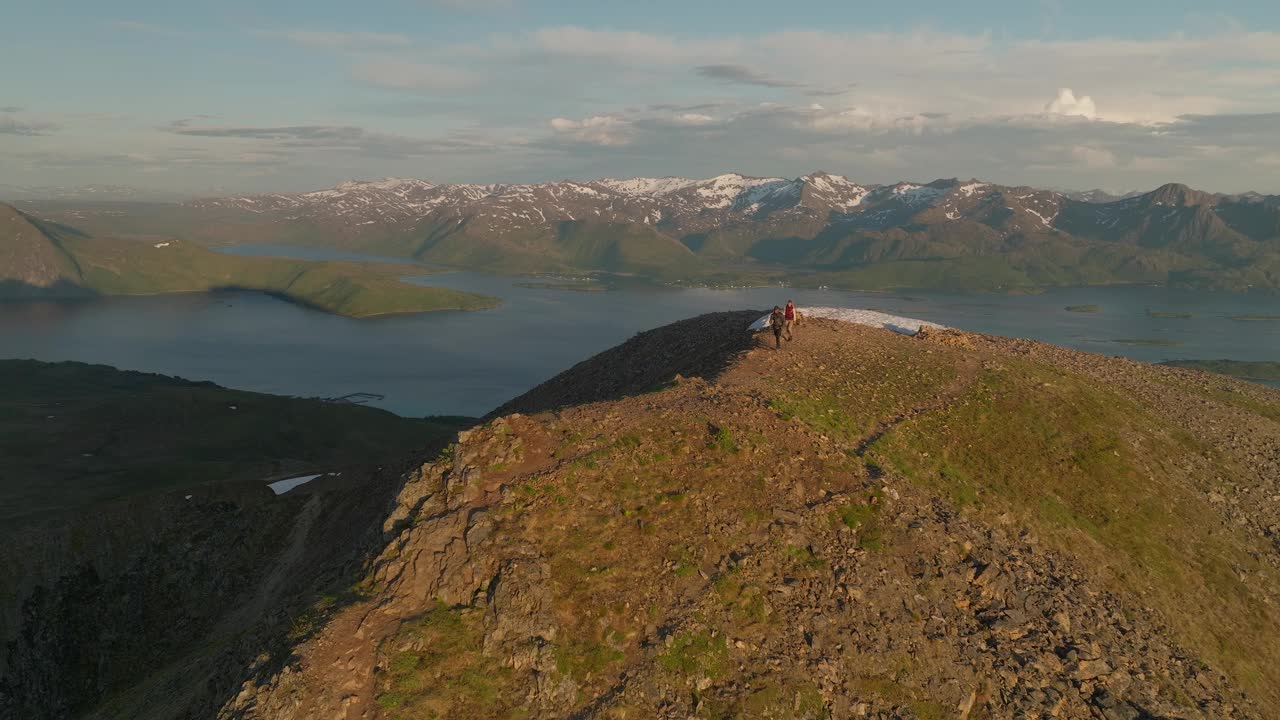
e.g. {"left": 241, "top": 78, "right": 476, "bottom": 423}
{"left": 554, "top": 634, "right": 625, "bottom": 682}
{"left": 51, "top": 234, "right": 499, "bottom": 317}
{"left": 1065, "top": 304, "right": 1101, "bottom": 313}
{"left": 834, "top": 494, "right": 886, "bottom": 551}
{"left": 658, "top": 630, "right": 729, "bottom": 679}
{"left": 866, "top": 360, "right": 1280, "bottom": 709}
{"left": 373, "top": 600, "right": 517, "bottom": 718}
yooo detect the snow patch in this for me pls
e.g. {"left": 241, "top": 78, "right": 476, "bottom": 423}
{"left": 269, "top": 474, "right": 325, "bottom": 495}
{"left": 750, "top": 307, "right": 947, "bottom": 336}
{"left": 153, "top": 241, "right": 171, "bottom": 248}
{"left": 596, "top": 177, "right": 698, "bottom": 196}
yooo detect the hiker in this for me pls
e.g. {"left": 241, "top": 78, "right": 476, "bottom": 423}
{"left": 784, "top": 300, "right": 797, "bottom": 340}
{"left": 769, "top": 305, "right": 786, "bottom": 349}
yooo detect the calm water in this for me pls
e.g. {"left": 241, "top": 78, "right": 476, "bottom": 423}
{"left": 1, "top": 245, "right": 1277, "bottom": 417}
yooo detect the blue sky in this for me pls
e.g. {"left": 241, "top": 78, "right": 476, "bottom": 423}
{"left": 3, "top": 0, "right": 1280, "bottom": 195}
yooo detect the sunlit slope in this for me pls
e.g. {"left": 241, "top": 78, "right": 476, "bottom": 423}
{"left": 0, "top": 203, "right": 497, "bottom": 317}
{"left": 221, "top": 315, "right": 1280, "bottom": 720}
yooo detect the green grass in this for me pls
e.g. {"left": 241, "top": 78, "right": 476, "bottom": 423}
{"left": 59, "top": 236, "right": 498, "bottom": 317}
{"left": 374, "top": 600, "right": 516, "bottom": 718}
{"left": 834, "top": 496, "right": 886, "bottom": 551}
{"left": 866, "top": 360, "right": 1280, "bottom": 709}
{"left": 658, "top": 630, "right": 729, "bottom": 679}
{"left": 1065, "top": 304, "right": 1101, "bottom": 313}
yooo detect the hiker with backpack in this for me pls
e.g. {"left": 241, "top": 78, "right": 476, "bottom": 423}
{"left": 769, "top": 306, "right": 786, "bottom": 349}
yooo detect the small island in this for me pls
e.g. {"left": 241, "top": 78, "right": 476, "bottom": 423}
{"left": 1065, "top": 304, "right": 1102, "bottom": 313}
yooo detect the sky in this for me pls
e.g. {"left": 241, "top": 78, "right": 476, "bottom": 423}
{"left": 3, "top": 0, "right": 1280, "bottom": 197}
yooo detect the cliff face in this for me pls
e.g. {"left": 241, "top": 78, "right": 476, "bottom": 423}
{"left": 212, "top": 316, "right": 1280, "bottom": 720}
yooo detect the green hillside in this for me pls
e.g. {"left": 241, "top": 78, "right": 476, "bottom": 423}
{"left": 0, "top": 204, "right": 498, "bottom": 317}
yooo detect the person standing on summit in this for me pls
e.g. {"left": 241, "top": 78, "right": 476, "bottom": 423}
{"left": 783, "top": 300, "right": 797, "bottom": 341}
{"left": 769, "top": 306, "right": 786, "bottom": 349}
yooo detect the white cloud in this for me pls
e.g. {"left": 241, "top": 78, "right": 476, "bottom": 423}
{"left": 1044, "top": 88, "right": 1098, "bottom": 119}
{"left": 548, "top": 115, "right": 632, "bottom": 146}
{"left": 670, "top": 113, "right": 716, "bottom": 126}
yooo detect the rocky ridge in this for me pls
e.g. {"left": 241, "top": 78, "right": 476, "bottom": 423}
{"left": 213, "top": 315, "right": 1280, "bottom": 720}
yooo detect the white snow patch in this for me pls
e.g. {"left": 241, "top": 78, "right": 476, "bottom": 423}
{"left": 750, "top": 307, "right": 946, "bottom": 336}
{"left": 596, "top": 177, "right": 698, "bottom": 196}
{"left": 957, "top": 182, "right": 987, "bottom": 198}
{"left": 1025, "top": 208, "right": 1056, "bottom": 227}
{"left": 153, "top": 241, "right": 171, "bottom": 248}
{"left": 269, "top": 474, "right": 324, "bottom": 495}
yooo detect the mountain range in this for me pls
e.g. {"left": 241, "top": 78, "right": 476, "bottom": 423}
{"left": 14, "top": 172, "right": 1280, "bottom": 292}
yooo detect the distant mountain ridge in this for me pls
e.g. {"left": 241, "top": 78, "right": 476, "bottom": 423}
{"left": 19, "top": 172, "right": 1280, "bottom": 292}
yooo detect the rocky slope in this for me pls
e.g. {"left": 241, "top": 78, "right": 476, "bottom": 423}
{"left": 16, "top": 174, "right": 1280, "bottom": 291}
{"left": 178, "top": 314, "right": 1280, "bottom": 720}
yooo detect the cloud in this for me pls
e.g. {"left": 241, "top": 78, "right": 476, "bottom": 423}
{"left": 166, "top": 122, "right": 366, "bottom": 141}
{"left": 0, "top": 115, "right": 58, "bottom": 136}
{"left": 262, "top": 30, "right": 412, "bottom": 50}
{"left": 548, "top": 115, "right": 632, "bottom": 146}
{"left": 695, "top": 64, "right": 798, "bottom": 88}
{"left": 669, "top": 113, "right": 717, "bottom": 127}
{"left": 1044, "top": 88, "right": 1098, "bottom": 119}
{"left": 163, "top": 120, "right": 521, "bottom": 158}
{"left": 350, "top": 58, "right": 481, "bottom": 90}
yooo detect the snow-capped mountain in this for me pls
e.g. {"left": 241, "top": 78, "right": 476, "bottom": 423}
{"left": 185, "top": 173, "right": 1280, "bottom": 253}
{"left": 9, "top": 171, "right": 1241, "bottom": 291}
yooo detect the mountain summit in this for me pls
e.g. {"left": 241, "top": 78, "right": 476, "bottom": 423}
{"left": 14, "top": 313, "right": 1275, "bottom": 719}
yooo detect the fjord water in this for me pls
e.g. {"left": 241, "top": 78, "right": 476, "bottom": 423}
{"left": 1, "top": 245, "right": 1277, "bottom": 417}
